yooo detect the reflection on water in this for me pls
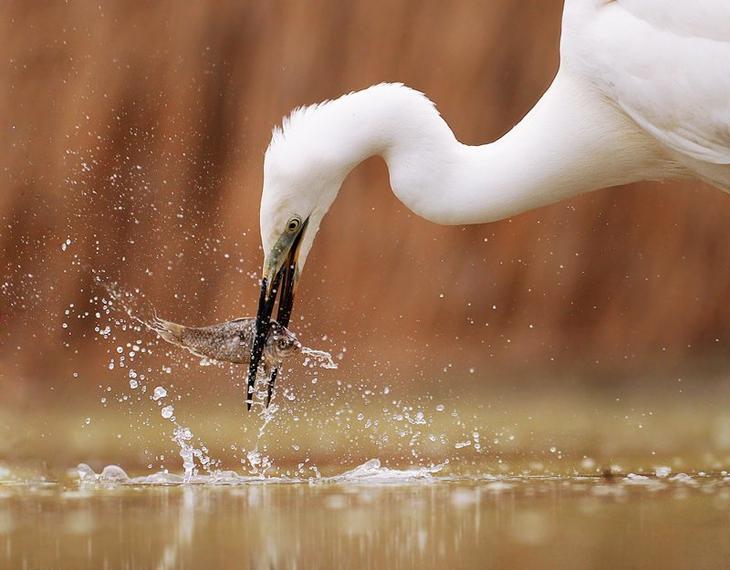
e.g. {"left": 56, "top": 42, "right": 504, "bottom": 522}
{"left": 1, "top": 471, "right": 728, "bottom": 569}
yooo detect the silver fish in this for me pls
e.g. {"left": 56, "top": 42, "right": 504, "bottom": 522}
{"left": 148, "top": 316, "right": 301, "bottom": 371}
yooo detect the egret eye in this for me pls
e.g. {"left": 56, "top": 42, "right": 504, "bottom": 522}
{"left": 286, "top": 217, "right": 301, "bottom": 233}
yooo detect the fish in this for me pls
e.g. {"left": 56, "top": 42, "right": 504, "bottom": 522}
{"left": 147, "top": 315, "right": 301, "bottom": 371}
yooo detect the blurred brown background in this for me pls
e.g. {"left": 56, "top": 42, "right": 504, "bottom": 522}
{"left": 2, "top": 0, "right": 730, "bottom": 403}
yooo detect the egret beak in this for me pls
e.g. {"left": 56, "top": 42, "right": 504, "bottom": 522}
{"left": 246, "top": 218, "right": 307, "bottom": 409}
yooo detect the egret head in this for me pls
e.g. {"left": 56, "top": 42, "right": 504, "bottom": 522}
{"left": 259, "top": 139, "right": 341, "bottom": 292}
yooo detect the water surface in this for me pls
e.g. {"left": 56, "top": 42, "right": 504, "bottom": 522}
{"left": 1, "top": 467, "right": 728, "bottom": 569}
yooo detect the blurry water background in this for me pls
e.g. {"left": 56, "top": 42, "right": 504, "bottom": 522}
{"left": 1, "top": 0, "right": 729, "bottom": 478}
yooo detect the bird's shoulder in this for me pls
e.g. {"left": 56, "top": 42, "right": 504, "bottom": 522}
{"left": 562, "top": 0, "right": 730, "bottom": 166}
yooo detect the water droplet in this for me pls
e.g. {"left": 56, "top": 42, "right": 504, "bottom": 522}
{"left": 656, "top": 466, "right": 671, "bottom": 478}
{"left": 152, "top": 386, "right": 167, "bottom": 401}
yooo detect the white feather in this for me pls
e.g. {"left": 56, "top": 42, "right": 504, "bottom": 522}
{"left": 565, "top": 0, "right": 730, "bottom": 175}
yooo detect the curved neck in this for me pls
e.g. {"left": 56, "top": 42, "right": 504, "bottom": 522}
{"left": 325, "top": 77, "right": 670, "bottom": 225}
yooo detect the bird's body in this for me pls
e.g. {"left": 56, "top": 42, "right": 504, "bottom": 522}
{"left": 563, "top": 0, "right": 730, "bottom": 186}
{"left": 250, "top": 0, "right": 730, "bottom": 404}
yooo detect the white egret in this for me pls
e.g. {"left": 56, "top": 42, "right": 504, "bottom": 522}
{"left": 247, "top": 0, "right": 730, "bottom": 404}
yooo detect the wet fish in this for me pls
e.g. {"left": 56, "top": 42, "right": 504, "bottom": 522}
{"left": 148, "top": 316, "right": 301, "bottom": 371}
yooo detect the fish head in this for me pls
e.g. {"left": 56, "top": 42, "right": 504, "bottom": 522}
{"left": 264, "top": 321, "right": 302, "bottom": 363}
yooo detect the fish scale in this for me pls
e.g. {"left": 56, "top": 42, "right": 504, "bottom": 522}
{"left": 148, "top": 315, "right": 301, "bottom": 368}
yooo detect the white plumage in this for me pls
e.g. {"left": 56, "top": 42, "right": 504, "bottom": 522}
{"left": 258, "top": 0, "right": 730, "bottom": 288}
{"left": 564, "top": 0, "right": 730, "bottom": 172}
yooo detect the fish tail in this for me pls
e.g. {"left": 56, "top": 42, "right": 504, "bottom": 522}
{"left": 148, "top": 315, "right": 186, "bottom": 345}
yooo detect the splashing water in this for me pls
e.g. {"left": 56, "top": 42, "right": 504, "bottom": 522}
{"left": 323, "top": 459, "right": 444, "bottom": 483}
{"left": 75, "top": 457, "right": 447, "bottom": 487}
{"left": 300, "top": 347, "right": 338, "bottom": 369}
{"left": 92, "top": 273, "right": 153, "bottom": 333}
{"left": 172, "top": 425, "right": 215, "bottom": 482}
{"left": 82, "top": 274, "right": 483, "bottom": 483}
{"left": 149, "top": 381, "right": 214, "bottom": 481}
{"left": 244, "top": 403, "right": 281, "bottom": 477}
{"left": 90, "top": 274, "right": 341, "bottom": 479}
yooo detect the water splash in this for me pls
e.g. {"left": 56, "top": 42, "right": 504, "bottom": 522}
{"left": 150, "top": 383, "right": 214, "bottom": 481}
{"left": 76, "top": 458, "right": 445, "bottom": 487}
{"left": 323, "top": 459, "right": 443, "bottom": 483}
{"left": 86, "top": 275, "right": 474, "bottom": 485}
{"left": 300, "top": 347, "right": 338, "bottom": 369}
{"left": 244, "top": 403, "right": 280, "bottom": 477}
{"left": 92, "top": 272, "right": 152, "bottom": 332}
{"left": 173, "top": 425, "right": 213, "bottom": 482}
{"left": 89, "top": 274, "right": 341, "bottom": 480}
